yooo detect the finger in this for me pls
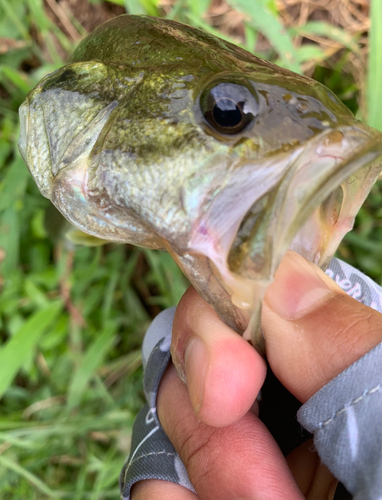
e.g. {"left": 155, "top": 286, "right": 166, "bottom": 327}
{"left": 286, "top": 440, "right": 338, "bottom": 499}
{"left": 132, "top": 479, "right": 199, "bottom": 500}
{"left": 171, "top": 287, "right": 266, "bottom": 427}
{"left": 158, "top": 363, "right": 305, "bottom": 500}
{"left": 262, "top": 250, "right": 382, "bottom": 402}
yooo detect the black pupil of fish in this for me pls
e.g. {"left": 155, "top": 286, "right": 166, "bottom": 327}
{"left": 213, "top": 98, "right": 243, "bottom": 128}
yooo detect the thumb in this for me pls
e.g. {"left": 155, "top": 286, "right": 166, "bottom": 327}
{"left": 262, "top": 250, "right": 382, "bottom": 403}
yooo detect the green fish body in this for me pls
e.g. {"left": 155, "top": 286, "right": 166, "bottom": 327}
{"left": 18, "top": 15, "right": 382, "bottom": 351}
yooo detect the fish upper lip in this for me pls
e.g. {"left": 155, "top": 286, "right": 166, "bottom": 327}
{"left": 270, "top": 123, "right": 382, "bottom": 253}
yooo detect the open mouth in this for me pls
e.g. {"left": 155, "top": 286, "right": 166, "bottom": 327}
{"left": 184, "top": 124, "right": 382, "bottom": 348}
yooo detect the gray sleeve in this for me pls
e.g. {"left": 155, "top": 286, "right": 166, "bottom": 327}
{"left": 324, "top": 258, "right": 382, "bottom": 312}
{"left": 297, "top": 343, "right": 382, "bottom": 500}
{"left": 120, "top": 309, "right": 196, "bottom": 500}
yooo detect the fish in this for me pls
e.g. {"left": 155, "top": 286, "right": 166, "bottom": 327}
{"left": 18, "top": 15, "right": 382, "bottom": 353}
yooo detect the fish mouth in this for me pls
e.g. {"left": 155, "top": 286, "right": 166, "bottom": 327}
{"left": 280, "top": 130, "right": 380, "bottom": 276}
{"left": 276, "top": 126, "right": 382, "bottom": 268}
{"left": 184, "top": 123, "right": 382, "bottom": 347}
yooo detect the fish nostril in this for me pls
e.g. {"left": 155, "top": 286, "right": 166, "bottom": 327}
{"left": 320, "top": 185, "right": 343, "bottom": 227}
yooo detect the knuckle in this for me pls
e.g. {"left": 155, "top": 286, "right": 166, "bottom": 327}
{"left": 324, "top": 299, "right": 381, "bottom": 366}
{"left": 177, "top": 422, "right": 220, "bottom": 482}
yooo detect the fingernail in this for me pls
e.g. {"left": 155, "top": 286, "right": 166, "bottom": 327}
{"left": 184, "top": 337, "right": 209, "bottom": 415}
{"left": 265, "top": 251, "right": 333, "bottom": 320}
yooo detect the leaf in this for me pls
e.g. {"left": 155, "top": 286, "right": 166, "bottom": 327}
{"left": 0, "top": 301, "right": 63, "bottom": 398}
{"left": 66, "top": 324, "right": 116, "bottom": 410}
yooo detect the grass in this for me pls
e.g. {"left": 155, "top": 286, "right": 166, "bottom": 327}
{"left": 0, "top": 0, "right": 381, "bottom": 498}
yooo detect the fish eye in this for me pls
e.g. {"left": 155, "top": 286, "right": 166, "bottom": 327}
{"left": 200, "top": 82, "right": 257, "bottom": 135}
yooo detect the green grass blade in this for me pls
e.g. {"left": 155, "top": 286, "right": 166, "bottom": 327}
{"left": 0, "top": 454, "right": 62, "bottom": 498}
{"left": 67, "top": 324, "right": 116, "bottom": 410}
{"left": 123, "top": 0, "right": 146, "bottom": 14}
{"left": 186, "top": 12, "right": 247, "bottom": 48}
{"left": 0, "top": 154, "right": 29, "bottom": 212}
{"left": 292, "top": 21, "right": 360, "bottom": 53}
{"left": 0, "top": 301, "right": 63, "bottom": 398}
{"left": 0, "top": 206, "right": 20, "bottom": 277}
{"left": 188, "top": 0, "right": 211, "bottom": 17}
{"left": 244, "top": 22, "right": 257, "bottom": 53}
{"left": 295, "top": 45, "right": 326, "bottom": 64}
{"left": 25, "top": 0, "right": 50, "bottom": 32}
{"left": 229, "top": 0, "right": 301, "bottom": 72}
{"left": 367, "top": 0, "right": 382, "bottom": 130}
{"left": 103, "top": 0, "right": 124, "bottom": 5}
{"left": 0, "top": 0, "right": 29, "bottom": 39}
{"left": 0, "top": 65, "right": 32, "bottom": 94}
{"left": 342, "top": 231, "right": 382, "bottom": 254}
{"left": 0, "top": 431, "right": 37, "bottom": 449}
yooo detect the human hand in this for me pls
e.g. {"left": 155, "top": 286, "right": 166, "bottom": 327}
{"left": 132, "top": 251, "right": 382, "bottom": 499}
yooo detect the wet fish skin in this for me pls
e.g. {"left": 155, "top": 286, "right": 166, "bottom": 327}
{"left": 18, "top": 15, "right": 382, "bottom": 351}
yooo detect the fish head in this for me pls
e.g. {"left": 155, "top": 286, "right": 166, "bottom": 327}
{"left": 19, "top": 15, "right": 382, "bottom": 349}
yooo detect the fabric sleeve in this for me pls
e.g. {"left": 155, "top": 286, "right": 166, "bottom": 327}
{"left": 120, "top": 308, "right": 196, "bottom": 499}
{"left": 297, "top": 343, "right": 382, "bottom": 500}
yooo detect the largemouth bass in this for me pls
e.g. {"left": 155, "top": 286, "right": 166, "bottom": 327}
{"left": 18, "top": 15, "right": 382, "bottom": 353}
